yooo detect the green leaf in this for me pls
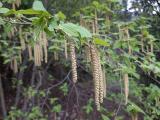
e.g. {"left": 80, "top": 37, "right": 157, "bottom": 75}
{"left": 4, "top": 59, "right": 11, "bottom": 64}
{"left": 0, "top": 2, "right": 3, "bottom": 7}
{"left": 58, "top": 23, "right": 79, "bottom": 37}
{"left": 55, "top": 11, "right": 66, "bottom": 20}
{"left": 94, "top": 38, "right": 109, "bottom": 46}
{"left": 0, "top": 7, "right": 9, "bottom": 14}
{"left": 77, "top": 25, "right": 92, "bottom": 38}
{"left": 48, "top": 19, "right": 58, "bottom": 31}
{"left": 32, "top": 1, "right": 46, "bottom": 11}
{"left": 127, "top": 101, "right": 145, "bottom": 114}
{"left": 58, "top": 23, "right": 92, "bottom": 38}
{"left": 101, "top": 114, "right": 110, "bottom": 120}
{"left": 53, "top": 104, "right": 62, "bottom": 113}
{"left": 16, "top": 9, "right": 43, "bottom": 15}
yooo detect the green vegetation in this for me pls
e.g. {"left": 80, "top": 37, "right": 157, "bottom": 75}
{"left": 0, "top": 0, "right": 160, "bottom": 120}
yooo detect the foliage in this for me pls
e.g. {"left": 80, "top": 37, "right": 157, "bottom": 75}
{"left": 0, "top": 0, "right": 160, "bottom": 120}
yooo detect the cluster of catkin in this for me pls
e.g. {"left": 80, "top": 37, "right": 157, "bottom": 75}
{"left": 69, "top": 41, "right": 78, "bottom": 83}
{"left": 90, "top": 44, "right": 106, "bottom": 110}
{"left": 12, "top": 0, "right": 21, "bottom": 9}
{"left": 8, "top": 27, "right": 18, "bottom": 73}
{"left": 19, "top": 28, "right": 48, "bottom": 66}
{"left": 33, "top": 32, "right": 48, "bottom": 66}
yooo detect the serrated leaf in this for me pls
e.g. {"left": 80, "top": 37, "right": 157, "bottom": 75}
{"left": 58, "top": 23, "right": 92, "bottom": 38}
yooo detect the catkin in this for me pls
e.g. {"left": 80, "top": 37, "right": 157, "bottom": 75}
{"left": 141, "top": 37, "right": 144, "bottom": 52}
{"left": 85, "top": 46, "right": 91, "bottom": 62}
{"left": 94, "top": 10, "right": 99, "bottom": 34}
{"left": 54, "top": 52, "right": 59, "bottom": 60}
{"left": 33, "top": 31, "right": 48, "bottom": 66}
{"left": 92, "top": 21, "right": 95, "bottom": 34}
{"left": 13, "top": 58, "right": 18, "bottom": 73}
{"left": 10, "top": 61, "right": 13, "bottom": 70}
{"left": 28, "top": 45, "right": 33, "bottom": 60}
{"left": 97, "top": 51, "right": 104, "bottom": 103}
{"left": 34, "top": 44, "right": 38, "bottom": 66}
{"left": 19, "top": 53, "right": 22, "bottom": 64}
{"left": 39, "top": 43, "right": 43, "bottom": 62}
{"left": 37, "top": 44, "right": 41, "bottom": 66}
{"left": 126, "top": 29, "right": 132, "bottom": 54}
{"left": 34, "top": 43, "right": 41, "bottom": 66}
{"left": 15, "top": 0, "right": 21, "bottom": 7}
{"left": 41, "top": 32, "right": 48, "bottom": 63}
{"left": 19, "top": 27, "right": 26, "bottom": 51}
{"left": 70, "top": 41, "right": 78, "bottom": 83}
{"left": 64, "top": 40, "right": 68, "bottom": 59}
{"left": 102, "top": 67, "right": 106, "bottom": 98}
{"left": 123, "top": 73, "right": 129, "bottom": 105}
{"left": 12, "top": 3, "right": 16, "bottom": 9}
{"left": 90, "top": 44, "right": 100, "bottom": 110}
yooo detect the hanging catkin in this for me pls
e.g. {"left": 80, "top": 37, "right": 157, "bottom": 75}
{"left": 123, "top": 73, "right": 129, "bottom": 105}
{"left": 12, "top": 3, "right": 16, "bottom": 9}
{"left": 34, "top": 43, "right": 41, "bottom": 66}
{"left": 64, "top": 40, "right": 68, "bottom": 59}
{"left": 102, "top": 67, "right": 106, "bottom": 98}
{"left": 34, "top": 44, "right": 38, "bottom": 66}
{"left": 70, "top": 41, "right": 78, "bottom": 83}
{"left": 13, "top": 58, "right": 18, "bottom": 73}
{"left": 41, "top": 32, "right": 48, "bottom": 63}
{"left": 15, "top": 0, "right": 21, "bottom": 7}
{"left": 97, "top": 51, "right": 104, "bottom": 103}
{"left": 28, "top": 45, "right": 33, "bottom": 60}
{"left": 54, "top": 52, "right": 59, "bottom": 60}
{"left": 125, "top": 28, "right": 132, "bottom": 54}
{"left": 19, "top": 27, "right": 26, "bottom": 51}
{"left": 94, "top": 9, "right": 99, "bottom": 34}
{"left": 39, "top": 43, "right": 43, "bottom": 62}
{"left": 90, "top": 44, "right": 100, "bottom": 110}
{"left": 92, "top": 21, "right": 95, "bottom": 34}
{"left": 37, "top": 44, "right": 42, "bottom": 66}
{"left": 85, "top": 45, "right": 91, "bottom": 62}
{"left": 141, "top": 33, "right": 144, "bottom": 52}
